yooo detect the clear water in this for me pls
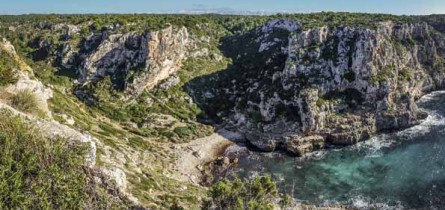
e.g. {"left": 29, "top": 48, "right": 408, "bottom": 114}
{"left": 234, "top": 91, "right": 445, "bottom": 209}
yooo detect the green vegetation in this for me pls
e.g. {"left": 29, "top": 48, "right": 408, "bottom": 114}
{"left": 203, "top": 176, "right": 291, "bottom": 210}
{"left": 392, "top": 38, "right": 406, "bottom": 55}
{"left": 0, "top": 50, "right": 19, "bottom": 85}
{"left": 317, "top": 95, "right": 341, "bottom": 107}
{"left": 398, "top": 68, "right": 413, "bottom": 81}
{"left": 370, "top": 65, "right": 395, "bottom": 85}
{"left": 249, "top": 111, "right": 263, "bottom": 123}
{"left": 0, "top": 109, "right": 128, "bottom": 209}
{"left": 72, "top": 57, "right": 219, "bottom": 143}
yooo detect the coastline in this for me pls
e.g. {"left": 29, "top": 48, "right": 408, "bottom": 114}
{"left": 172, "top": 129, "right": 242, "bottom": 184}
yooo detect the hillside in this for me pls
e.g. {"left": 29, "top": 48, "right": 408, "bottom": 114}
{"left": 0, "top": 13, "right": 445, "bottom": 209}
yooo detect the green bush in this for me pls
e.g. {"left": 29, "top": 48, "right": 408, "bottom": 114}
{"left": 203, "top": 176, "right": 288, "bottom": 210}
{"left": 173, "top": 126, "right": 193, "bottom": 137}
{"left": 398, "top": 68, "right": 413, "bottom": 81}
{"left": 370, "top": 65, "right": 395, "bottom": 85}
{"left": 0, "top": 51, "right": 19, "bottom": 86}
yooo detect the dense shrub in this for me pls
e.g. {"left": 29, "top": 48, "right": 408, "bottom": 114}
{"left": 203, "top": 176, "right": 290, "bottom": 210}
{"left": 0, "top": 51, "right": 19, "bottom": 86}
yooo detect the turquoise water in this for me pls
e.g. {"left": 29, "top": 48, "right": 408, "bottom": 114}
{"left": 234, "top": 91, "right": 445, "bottom": 209}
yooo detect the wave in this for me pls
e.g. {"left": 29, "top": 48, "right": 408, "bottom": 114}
{"left": 311, "top": 196, "right": 404, "bottom": 210}
{"left": 396, "top": 113, "right": 445, "bottom": 140}
{"left": 417, "top": 90, "right": 445, "bottom": 103}
{"left": 347, "top": 196, "right": 404, "bottom": 210}
{"left": 347, "top": 91, "right": 445, "bottom": 157}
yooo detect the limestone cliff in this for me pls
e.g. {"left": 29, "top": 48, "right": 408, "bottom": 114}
{"left": 201, "top": 19, "right": 445, "bottom": 155}
{"left": 59, "top": 25, "right": 189, "bottom": 93}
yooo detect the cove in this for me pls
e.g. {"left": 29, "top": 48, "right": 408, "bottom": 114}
{"left": 233, "top": 91, "right": 445, "bottom": 209}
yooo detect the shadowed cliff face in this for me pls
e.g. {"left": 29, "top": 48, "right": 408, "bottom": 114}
{"left": 189, "top": 19, "right": 445, "bottom": 156}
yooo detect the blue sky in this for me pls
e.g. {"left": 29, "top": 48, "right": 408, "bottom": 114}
{"left": 0, "top": 0, "right": 444, "bottom": 15}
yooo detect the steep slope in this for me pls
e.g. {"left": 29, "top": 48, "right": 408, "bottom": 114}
{"left": 0, "top": 18, "right": 225, "bottom": 209}
{"left": 0, "top": 37, "right": 135, "bottom": 209}
{"left": 198, "top": 19, "right": 445, "bottom": 155}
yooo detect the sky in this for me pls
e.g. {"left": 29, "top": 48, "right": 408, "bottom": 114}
{"left": 0, "top": 0, "right": 444, "bottom": 15}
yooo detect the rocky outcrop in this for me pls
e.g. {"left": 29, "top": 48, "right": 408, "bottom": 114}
{"left": 1, "top": 38, "right": 17, "bottom": 54}
{"left": 1, "top": 37, "right": 95, "bottom": 165}
{"left": 76, "top": 25, "right": 189, "bottom": 93}
{"left": 132, "top": 26, "right": 189, "bottom": 92}
{"left": 1, "top": 38, "right": 53, "bottom": 118}
{"left": 203, "top": 19, "right": 445, "bottom": 156}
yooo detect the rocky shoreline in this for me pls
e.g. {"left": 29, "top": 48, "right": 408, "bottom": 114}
{"left": 196, "top": 19, "right": 445, "bottom": 157}
{"left": 174, "top": 130, "right": 360, "bottom": 210}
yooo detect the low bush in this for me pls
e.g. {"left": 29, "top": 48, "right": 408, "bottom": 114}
{"left": 0, "top": 51, "right": 19, "bottom": 86}
{"left": 203, "top": 176, "right": 291, "bottom": 210}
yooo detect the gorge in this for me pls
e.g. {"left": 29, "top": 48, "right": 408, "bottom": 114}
{"left": 1, "top": 13, "right": 445, "bottom": 209}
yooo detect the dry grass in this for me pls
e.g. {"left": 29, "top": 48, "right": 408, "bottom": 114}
{"left": 0, "top": 87, "right": 14, "bottom": 102}
{"left": 11, "top": 89, "right": 40, "bottom": 113}
{"left": 9, "top": 89, "right": 48, "bottom": 118}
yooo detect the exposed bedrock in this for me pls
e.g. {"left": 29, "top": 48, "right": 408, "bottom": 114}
{"left": 200, "top": 19, "right": 445, "bottom": 156}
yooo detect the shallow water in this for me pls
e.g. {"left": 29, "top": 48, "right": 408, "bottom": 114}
{"left": 234, "top": 91, "right": 445, "bottom": 209}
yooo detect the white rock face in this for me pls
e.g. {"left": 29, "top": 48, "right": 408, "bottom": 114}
{"left": 6, "top": 72, "right": 54, "bottom": 119}
{"left": 52, "top": 24, "right": 81, "bottom": 36}
{"left": 259, "top": 92, "right": 282, "bottom": 122}
{"left": 1, "top": 38, "right": 53, "bottom": 119}
{"left": 134, "top": 26, "right": 189, "bottom": 92}
{"left": 77, "top": 26, "right": 189, "bottom": 93}
{"left": 158, "top": 75, "right": 181, "bottom": 90}
{"left": 261, "top": 19, "right": 301, "bottom": 33}
{"left": 79, "top": 32, "right": 145, "bottom": 80}
{"left": 259, "top": 41, "right": 278, "bottom": 53}
{"left": 213, "top": 20, "right": 445, "bottom": 156}
{"left": 257, "top": 19, "right": 301, "bottom": 52}
{"left": 282, "top": 22, "right": 435, "bottom": 101}
{"left": 1, "top": 38, "right": 16, "bottom": 54}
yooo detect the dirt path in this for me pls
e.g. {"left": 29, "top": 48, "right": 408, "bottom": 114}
{"left": 172, "top": 129, "right": 243, "bottom": 184}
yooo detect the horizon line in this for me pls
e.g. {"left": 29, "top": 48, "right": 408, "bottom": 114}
{"left": 0, "top": 11, "right": 444, "bottom": 16}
